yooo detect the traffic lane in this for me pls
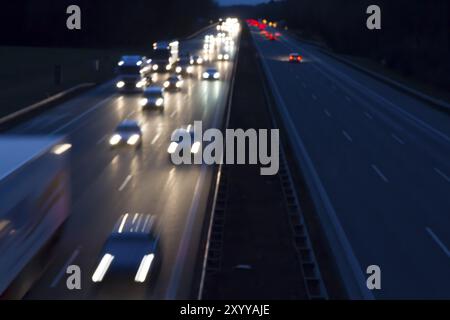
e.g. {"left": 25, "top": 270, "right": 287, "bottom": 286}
{"left": 8, "top": 29, "right": 209, "bottom": 136}
{"left": 278, "top": 33, "right": 450, "bottom": 149}
{"left": 25, "top": 50, "right": 234, "bottom": 299}
{"left": 252, "top": 31, "right": 450, "bottom": 297}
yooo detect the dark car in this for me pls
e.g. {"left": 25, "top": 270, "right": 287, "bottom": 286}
{"left": 91, "top": 213, "right": 160, "bottom": 288}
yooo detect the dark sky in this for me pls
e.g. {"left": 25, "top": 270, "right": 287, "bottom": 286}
{"left": 218, "top": 0, "right": 269, "bottom": 5}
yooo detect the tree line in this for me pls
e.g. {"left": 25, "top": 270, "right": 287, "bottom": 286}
{"left": 0, "top": 0, "right": 216, "bottom": 48}
{"left": 284, "top": 0, "right": 449, "bottom": 90}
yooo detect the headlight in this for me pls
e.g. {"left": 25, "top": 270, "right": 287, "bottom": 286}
{"left": 136, "top": 81, "right": 145, "bottom": 88}
{"left": 155, "top": 98, "right": 164, "bottom": 106}
{"left": 109, "top": 134, "right": 121, "bottom": 145}
{"left": 214, "top": 72, "right": 220, "bottom": 79}
{"left": 176, "top": 81, "right": 182, "bottom": 88}
{"left": 187, "top": 66, "right": 193, "bottom": 73}
{"left": 127, "top": 134, "right": 140, "bottom": 145}
{"left": 176, "top": 66, "right": 182, "bottom": 73}
{"left": 116, "top": 81, "right": 125, "bottom": 88}
{"left": 197, "top": 58, "right": 203, "bottom": 64}
{"left": 167, "top": 142, "right": 178, "bottom": 154}
{"left": 152, "top": 64, "right": 159, "bottom": 71}
{"left": 166, "top": 64, "right": 172, "bottom": 70}
{"left": 224, "top": 54, "right": 230, "bottom": 60}
{"left": 190, "top": 59, "right": 194, "bottom": 65}
{"left": 136, "top": 61, "right": 142, "bottom": 66}
{"left": 203, "top": 72, "right": 209, "bottom": 79}
{"left": 118, "top": 61, "right": 124, "bottom": 66}
{"left": 218, "top": 54, "right": 223, "bottom": 60}
{"left": 191, "top": 141, "right": 201, "bottom": 154}
{"left": 164, "top": 81, "right": 170, "bottom": 88}
{"left": 139, "top": 98, "right": 148, "bottom": 106}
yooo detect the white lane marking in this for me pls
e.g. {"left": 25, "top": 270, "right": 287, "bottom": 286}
{"left": 312, "top": 94, "right": 317, "bottom": 100}
{"left": 434, "top": 167, "right": 450, "bottom": 183}
{"left": 96, "top": 135, "right": 107, "bottom": 145}
{"left": 170, "top": 110, "right": 177, "bottom": 118}
{"left": 151, "top": 132, "right": 161, "bottom": 145}
{"left": 426, "top": 227, "right": 450, "bottom": 258}
{"left": 127, "top": 110, "right": 136, "bottom": 118}
{"left": 324, "top": 109, "right": 332, "bottom": 117}
{"left": 50, "top": 246, "right": 81, "bottom": 288}
{"left": 118, "top": 175, "right": 132, "bottom": 191}
{"left": 364, "top": 112, "right": 373, "bottom": 120}
{"left": 342, "top": 130, "right": 353, "bottom": 142}
{"left": 391, "top": 133, "right": 405, "bottom": 145}
{"left": 51, "top": 96, "right": 115, "bottom": 134}
{"left": 371, "top": 164, "right": 389, "bottom": 183}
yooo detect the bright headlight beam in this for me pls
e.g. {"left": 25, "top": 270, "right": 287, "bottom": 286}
{"left": 134, "top": 254, "right": 155, "bottom": 283}
{"left": 167, "top": 142, "right": 178, "bottom": 154}
{"left": 155, "top": 98, "right": 164, "bottom": 106}
{"left": 191, "top": 141, "right": 201, "bottom": 154}
{"left": 52, "top": 143, "right": 72, "bottom": 155}
{"left": 116, "top": 81, "right": 125, "bottom": 88}
{"left": 92, "top": 254, "right": 114, "bottom": 283}
{"left": 127, "top": 134, "right": 140, "bottom": 145}
{"left": 139, "top": 98, "right": 148, "bottom": 106}
{"left": 109, "top": 134, "right": 121, "bottom": 145}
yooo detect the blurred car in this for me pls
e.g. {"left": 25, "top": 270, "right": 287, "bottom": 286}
{"left": 190, "top": 55, "right": 204, "bottom": 65}
{"left": 217, "top": 51, "right": 230, "bottom": 61}
{"left": 140, "top": 86, "right": 165, "bottom": 109}
{"left": 167, "top": 125, "right": 201, "bottom": 155}
{"left": 109, "top": 120, "right": 142, "bottom": 148}
{"left": 91, "top": 213, "right": 160, "bottom": 285}
{"left": 266, "top": 33, "right": 277, "bottom": 41}
{"left": 202, "top": 68, "right": 220, "bottom": 80}
{"left": 175, "top": 60, "right": 194, "bottom": 76}
{"left": 163, "top": 74, "right": 183, "bottom": 91}
{"left": 289, "top": 53, "right": 303, "bottom": 63}
{"left": 116, "top": 56, "right": 149, "bottom": 92}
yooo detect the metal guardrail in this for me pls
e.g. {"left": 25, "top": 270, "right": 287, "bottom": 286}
{"left": 0, "top": 83, "right": 95, "bottom": 130}
{"left": 197, "top": 28, "right": 242, "bottom": 300}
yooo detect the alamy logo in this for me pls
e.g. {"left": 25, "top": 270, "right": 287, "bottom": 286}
{"left": 169, "top": 121, "right": 280, "bottom": 175}
{"left": 366, "top": 265, "right": 381, "bottom": 290}
{"left": 366, "top": 5, "right": 381, "bottom": 30}
{"left": 66, "top": 5, "right": 81, "bottom": 30}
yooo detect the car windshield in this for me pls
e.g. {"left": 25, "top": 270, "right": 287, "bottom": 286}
{"left": 118, "top": 124, "right": 139, "bottom": 132}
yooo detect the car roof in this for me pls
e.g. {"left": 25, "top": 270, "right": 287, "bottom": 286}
{"left": 145, "top": 86, "right": 163, "bottom": 93}
{"left": 112, "top": 213, "right": 156, "bottom": 236}
{"left": 207, "top": 68, "right": 217, "bottom": 72}
{"left": 290, "top": 53, "right": 299, "bottom": 56}
{"left": 120, "top": 55, "right": 143, "bottom": 64}
{"left": 118, "top": 119, "right": 140, "bottom": 128}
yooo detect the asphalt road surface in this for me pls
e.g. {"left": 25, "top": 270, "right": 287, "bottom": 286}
{"left": 251, "top": 26, "right": 450, "bottom": 299}
{"left": 11, "top": 25, "right": 239, "bottom": 299}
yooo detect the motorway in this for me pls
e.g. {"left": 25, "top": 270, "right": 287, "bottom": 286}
{"left": 9, "top": 25, "right": 239, "bottom": 299}
{"left": 250, "top": 25, "right": 450, "bottom": 298}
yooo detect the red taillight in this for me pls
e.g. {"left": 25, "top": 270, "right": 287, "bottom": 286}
{"left": 289, "top": 56, "right": 294, "bottom": 61}
{"left": 297, "top": 57, "right": 301, "bottom": 61}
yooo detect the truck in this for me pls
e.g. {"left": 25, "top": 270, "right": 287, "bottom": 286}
{"left": 149, "top": 48, "right": 174, "bottom": 73}
{"left": 115, "top": 55, "right": 149, "bottom": 92}
{"left": 0, "top": 136, "right": 71, "bottom": 298}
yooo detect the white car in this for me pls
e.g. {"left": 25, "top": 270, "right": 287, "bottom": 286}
{"left": 167, "top": 125, "right": 201, "bottom": 155}
{"left": 109, "top": 120, "right": 142, "bottom": 148}
{"left": 217, "top": 52, "right": 230, "bottom": 61}
{"left": 163, "top": 74, "right": 184, "bottom": 91}
{"left": 202, "top": 68, "right": 220, "bottom": 80}
{"left": 190, "top": 55, "right": 204, "bottom": 65}
{"left": 140, "top": 86, "right": 165, "bottom": 109}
